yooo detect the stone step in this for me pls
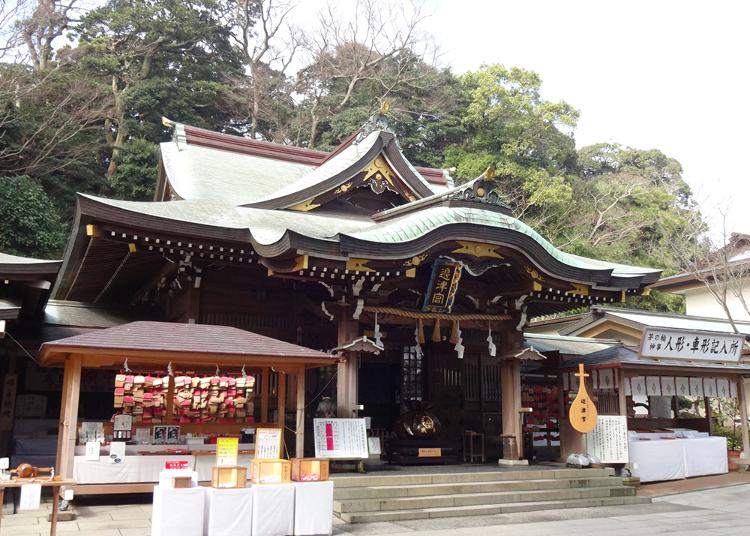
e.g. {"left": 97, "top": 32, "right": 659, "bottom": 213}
{"left": 338, "top": 495, "right": 650, "bottom": 523}
{"left": 334, "top": 476, "right": 626, "bottom": 500}
{"left": 331, "top": 467, "right": 615, "bottom": 489}
{"left": 334, "top": 485, "right": 635, "bottom": 513}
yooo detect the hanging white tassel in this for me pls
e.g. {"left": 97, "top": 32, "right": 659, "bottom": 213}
{"left": 487, "top": 321, "right": 497, "bottom": 357}
{"left": 167, "top": 361, "right": 174, "bottom": 377}
{"left": 123, "top": 358, "right": 131, "bottom": 373}
{"left": 241, "top": 365, "right": 247, "bottom": 380}
{"left": 454, "top": 320, "right": 464, "bottom": 359}
{"left": 414, "top": 322, "right": 423, "bottom": 358}
{"left": 374, "top": 312, "right": 382, "bottom": 347}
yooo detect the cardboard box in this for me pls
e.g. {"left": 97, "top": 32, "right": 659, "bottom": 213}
{"left": 250, "top": 459, "right": 291, "bottom": 484}
{"left": 211, "top": 465, "right": 247, "bottom": 488}
{"left": 291, "top": 458, "right": 329, "bottom": 482}
{"left": 172, "top": 476, "right": 193, "bottom": 489}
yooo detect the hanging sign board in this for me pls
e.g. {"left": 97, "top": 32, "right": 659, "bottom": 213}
{"left": 568, "top": 364, "right": 598, "bottom": 433}
{"left": 216, "top": 437, "right": 239, "bottom": 467}
{"left": 422, "top": 259, "right": 463, "bottom": 313}
{"left": 585, "top": 416, "right": 629, "bottom": 464}
{"left": 255, "top": 428, "right": 282, "bottom": 459}
{"left": 85, "top": 441, "right": 101, "bottom": 461}
{"left": 640, "top": 327, "right": 744, "bottom": 363}
{"left": 313, "top": 418, "right": 368, "bottom": 459}
{"left": 19, "top": 483, "right": 42, "bottom": 511}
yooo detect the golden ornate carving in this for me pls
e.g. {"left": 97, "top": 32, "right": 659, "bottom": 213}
{"left": 405, "top": 268, "right": 417, "bottom": 278}
{"left": 291, "top": 255, "right": 309, "bottom": 272}
{"left": 289, "top": 199, "right": 320, "bottom": 212}
{"left": 404, "top": 253, "right": 429, "bottom": 267}
{"left": 334, "top": 181, "right": 353, "bottom": 194}
{"left": 452, "top": 241, "right": 504, "bottom": 259}
{"left": 346, "top": 258, "right": 375, "bottom": 272}
{"left": 361, "top": 155, "right": 396, "bottom": 192}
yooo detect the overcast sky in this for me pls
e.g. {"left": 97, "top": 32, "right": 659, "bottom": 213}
{"left": 428, "top": 0, "right": 750, "bottom": 242}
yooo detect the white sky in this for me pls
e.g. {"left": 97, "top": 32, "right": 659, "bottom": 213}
{"left": 428, "top": 0, "right": 750, "bottom": 242}
{"left": 298, "top": 0, "right": 749, "bottom": 242}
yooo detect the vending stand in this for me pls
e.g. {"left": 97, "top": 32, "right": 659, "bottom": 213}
{"left": 37, "top": 321, "right": 340, "bottom": 495}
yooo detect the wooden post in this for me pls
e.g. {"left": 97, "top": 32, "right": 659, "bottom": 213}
{"left": 738, "top": 377, "right": 750, "bottom": 459}
{"left": 336, "top": 308, "right": 359, "bottom": 417}
{"left": 55, "top": 355, "right": 82, "bottom": 480}
{"left": 295, "top": 368, "right": 306, "bottom": 458}
{"left": 277, "top": 371, "right": 286, "bottom": 429}
{"left": 500, "top": 359, "right": 522, "bottom": 459}
{"left": 618, "top": 369, "right": 628, "bottom": 417}
{"left": 165, "top": 375, "right": 175, "bottom": 424}
{"left": 260, "top": 367, "right": 269, "bottom": 423}
{"left": 705, "top": 396, "right": 713, "bottom": 434}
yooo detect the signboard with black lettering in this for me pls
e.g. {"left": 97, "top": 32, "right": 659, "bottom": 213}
{"left": 585, "top": 415, "right": 629, "bottom": 464}
{"left": 422, "top": 259, "right": 463, "bottom": 313}
{"left": 640, "top": 327, "right": 744, "bottom": 363}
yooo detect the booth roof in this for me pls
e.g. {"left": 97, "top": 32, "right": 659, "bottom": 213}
{"left": 38, "top": 321, "right": 338, "bottom": 367}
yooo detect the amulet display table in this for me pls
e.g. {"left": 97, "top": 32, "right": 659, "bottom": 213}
{"left": 0, "top": 478, "right": 74, "bottom": 536}
{"left": 293, "top": 480, "right": 334, "bottom": 536}
{"left": 204, "top": 487, "right": 253, "bottom": 536}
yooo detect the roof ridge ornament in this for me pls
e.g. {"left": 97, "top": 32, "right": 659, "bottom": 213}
{"left": 356, "top": 101, "right": 392, "bottom": 142}
{"left": 447, "top": 166, "right": 511, "bottom": 210}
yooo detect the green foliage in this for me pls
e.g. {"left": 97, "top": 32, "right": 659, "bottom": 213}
{"left": 0, "top": 176, "right": 65, "bottom": 257}
{"left": 108, "top": 138, "right": 158, "bottom": 200}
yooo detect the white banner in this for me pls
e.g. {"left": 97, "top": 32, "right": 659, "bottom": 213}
{"left": 646, "top": 376, "right": 662, "bottom": 396}
{"left": 660, "top": 377, "right": 676, "bottom": 397}
{"left": 623, "top": 376, "right": 632, "bottom": 396}
{"left": 703, "top": 378, "right": 718, "bottom": 397}
{"left": 640, "top": 327, "right": 743, "bottom": 363}
{"left": 675, "top": 377, "right": 690, "bottom": 396}
{"left": 689, "top": 377, "right": 704, "bottom": 396}
{"left": 598, "top": 369, "right": 615, "bottom": 390}
{"left": 630, "top": 376, "right": 646, "bottom": 397}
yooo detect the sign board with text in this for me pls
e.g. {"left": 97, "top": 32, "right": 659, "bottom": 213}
{"left": 585, "top": 415, "right": 629, "bottom": 464}
{"left": 313, "top": 419, "right": 368, "bottom": 459}
{"left": 640, "top": 327, "right": 744, "bottom": 363}
{"left": 422, "top": 259, "right": 463, "bottom": 314}
{"left": 255, "top": 428, "right": 282, "bottom": 460}
{"left": 216, "top": 437, "right": 239, "bottom": 467}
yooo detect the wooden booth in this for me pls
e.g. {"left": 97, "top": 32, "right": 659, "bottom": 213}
{"left": 37, "top": 321, "right": 338, "bottom": 494}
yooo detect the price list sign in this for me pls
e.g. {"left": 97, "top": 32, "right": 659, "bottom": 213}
{"left": 313, "top": 419, "right": 368, "bottom": 459}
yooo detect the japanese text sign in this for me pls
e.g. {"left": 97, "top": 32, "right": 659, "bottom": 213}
{"left": 255, "top": 428, "right": 282, "bottom": 460}
{"left": 422, "top": 259, "right": 463, "bottom": 313}
{"left": 640, "top": 327, "right": 744, "bottom": 363}
{"left": 313, "top": 418, "right": 368, "bottom": 459}
{"left": 216, "top": 436, "right": 239, "bottom": 467}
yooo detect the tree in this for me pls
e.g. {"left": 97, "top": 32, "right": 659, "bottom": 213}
{"left": 0, "top": 175, "right": 65, "bottom": 257}
{"left": 71, "top": 0, "right": 243, "bottom": 182}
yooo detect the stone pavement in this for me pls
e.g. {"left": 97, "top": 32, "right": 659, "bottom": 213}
{"left": 2, "top": 483, "right": 750, "bottom": 536}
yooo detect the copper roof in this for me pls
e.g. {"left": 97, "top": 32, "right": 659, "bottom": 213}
{"left": 0, "top": 252, "right": 61, "bottom": 277}
{"left": 39, "top": 321, "right": 337, "bottom": 368}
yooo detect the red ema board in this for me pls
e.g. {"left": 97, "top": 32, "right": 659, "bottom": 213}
{"left": 165, "top": 460, "right": 190, "bottom": 470}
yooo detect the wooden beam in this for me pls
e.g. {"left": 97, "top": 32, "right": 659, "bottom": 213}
{"left": 738, "top": 378, "right": 750, "bottom": 459}
{"left": 56, "top": 354, "right": 82, "bottom": 480}
{"left": 277, "top": 371, "right": 287, "bottom": 430}
{"left": 260, "top": 367, "right": 269, "bottom": 423}
{"left": 295, "top": 368, "right": 306, "bottom": 458}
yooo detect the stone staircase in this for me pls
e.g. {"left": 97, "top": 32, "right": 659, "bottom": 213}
{"left": 332, "top": 467, "right": 648, "bottom": 523}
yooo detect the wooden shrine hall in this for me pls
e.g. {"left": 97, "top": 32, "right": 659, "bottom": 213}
{"left": 47, "top": 111, "right": 661, "bottom": 465}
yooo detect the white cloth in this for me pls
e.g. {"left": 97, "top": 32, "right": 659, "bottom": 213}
{"left": 629, "top": 437, "right": 728, "bottom": 483}
{"left": 252, "top": 483, "right": 295, "bottom": 536}
{"left": 704, "top": 378, "right": 718, "bottom": 397}
{"left": 204, "top": 487, "right": 253, "bottom": 536}
{"left": 75, "top": 455, "right": 195, "bottom": 484}
{"left": 294, "top": 481, "right": 334, "bottom": 536}
{"left": 152, "top": 485, "right": 205, "bottom": 536}
{"left": 690, "top": 377, "right": 704, "bottom": 396}
{"left": 629, "top": 440, "right": 685, "bottom": 483}
{"left": 683, "top": 437, "right": 728, "bottom": 477}
{"left": 630, "top": 376, "right": 646, "bottom": 396}
{"left": 675, "top": 377, "right": 690, "bottom": 397}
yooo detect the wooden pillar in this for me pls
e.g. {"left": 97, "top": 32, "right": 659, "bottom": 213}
{"left": 336, "top": 308, "right": 359, "bottom": 417}
{"left": 500, "top": 359, "right": 522, "bottom": 459}
{"left": 55, "top": 355, "right": 82, "bottom": 479}
{"left": 260, "top": 367, "right": 269, "bottom": 423}
{"left": 738, "top": 377, "right": 750, "bottom": 459}
{"left": 705, "top": 396, "right": 713, "bottom": 434}
{"left": 618, "top": 369, "right": 628, "bottom": 417}
{"left": 295, "top": 368, "right": 306, "bottom": 458}
{"left": 165, "top": 375, "right": 175, "bottom": 424}
{"left": 277, "top": 371, "right": 286, "bottom": 429}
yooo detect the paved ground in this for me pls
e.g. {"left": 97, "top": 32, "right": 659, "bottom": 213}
{"left": 2, "top": 482, "right": 750, "bottom": 535}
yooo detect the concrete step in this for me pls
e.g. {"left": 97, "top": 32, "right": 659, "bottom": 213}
{"left": 331, "top": 467, "right": 615, "bottom": 489}
{"left": 334, "top": 476, "right": 626, "bottom": 500}
{"left": 338, "top": 495, "right": 650, "bottom": 523}
{"left": 334, "top": 485, "right": 635, "bottom": 513}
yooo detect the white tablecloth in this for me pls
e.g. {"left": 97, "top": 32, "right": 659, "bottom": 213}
{"left": 683, "top": 437, "right": 727, "bottom": 477}
{"left": 252, "top": 483, "right": 295, "bottom": 536}
{"left": 294, "top": 481, "right": 334, "bottom": 536}
{"left": 73, "top": 454, "right": 254, "bottom": 484}
{"left": 629, "top": 437, "right": 728, "bottom": 483}
{"left": 152, "top": 485, "right": 205, "bottom": 536}
{"left": 204, "top": 487, "right": 253, "bottom": 536}
{"left": 629, "top": 440, "right": 685, "bottom": 483}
